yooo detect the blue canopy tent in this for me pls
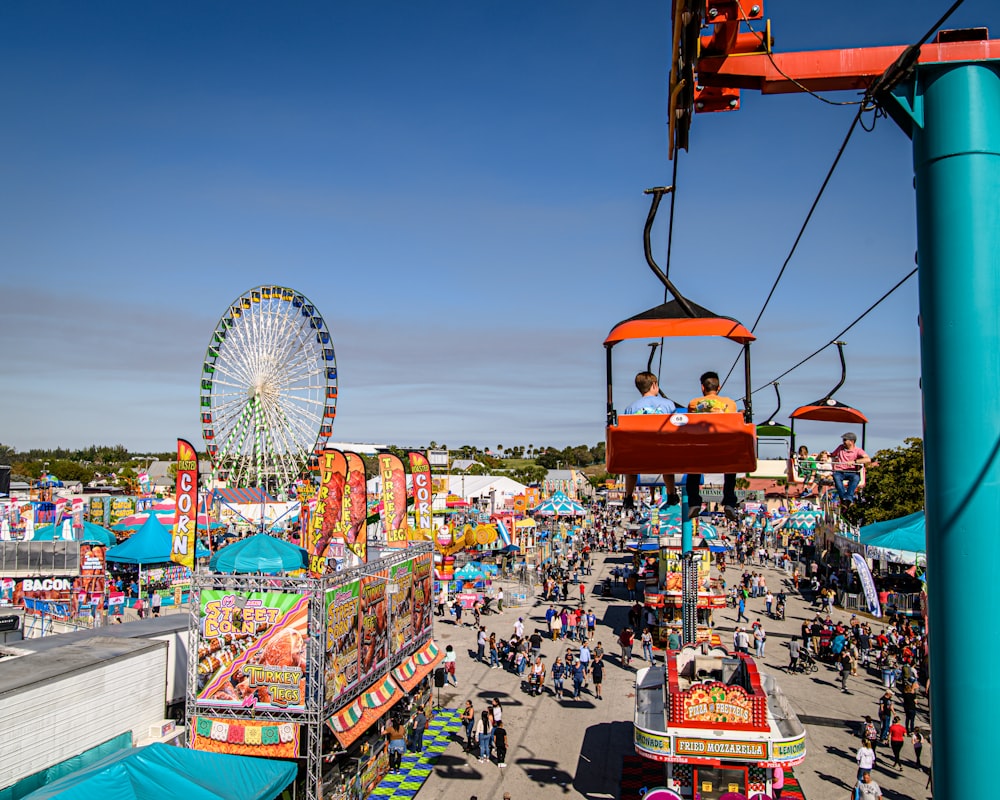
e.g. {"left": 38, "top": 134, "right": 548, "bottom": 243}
{"left": 105, "top": 514, "right": 209, "bottom": 565}
{"left": 21, "top": 742, "right": 295, "bottom": 800}
{"left": 33, "top": 522, "right": 116, "bottom": 546}
{"left": 209, "top": 533, "right": 307, "bottom": 574}
{"left": 859, "top": 511, "right": 925, "bottom": 564}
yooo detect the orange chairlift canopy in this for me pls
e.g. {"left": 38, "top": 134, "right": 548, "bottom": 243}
{"left": 605, "top": 302, "right": 758, "bottom": 476}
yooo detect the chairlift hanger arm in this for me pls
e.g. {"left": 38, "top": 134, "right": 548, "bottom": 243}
{"left": 820, "top": 340, "right": 848, "bottom": 405}
{"left": 643, "top": 187, "right": 697, "bottom": 319}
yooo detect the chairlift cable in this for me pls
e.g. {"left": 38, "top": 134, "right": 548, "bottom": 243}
{"left": 719, "top": 0, "right": 965, "bottom": 392}
{"left": 750, "top": 266, "right": 917, "bottom": 396}
{"left": 719, "top": 105, "right": 866, "bottom": 391}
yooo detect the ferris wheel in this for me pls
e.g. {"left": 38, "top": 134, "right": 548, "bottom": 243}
{"left": 200, "top": 286, "right": 337, "bottom": 494}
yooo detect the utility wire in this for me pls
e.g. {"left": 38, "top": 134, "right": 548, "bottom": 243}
{"left": 750, "top": 266, "right": 918, "bottom": 395}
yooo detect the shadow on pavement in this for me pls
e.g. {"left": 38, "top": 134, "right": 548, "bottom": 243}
{"left": 515, "top": 757, "right": 574, "bottom": 792}
{"left": 572, "top": 720, "right": 634, "bottom": 799}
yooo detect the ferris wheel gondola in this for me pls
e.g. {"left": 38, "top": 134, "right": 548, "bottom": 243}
{"left": 200, "top": 285, "right": 337, "bottom": 494}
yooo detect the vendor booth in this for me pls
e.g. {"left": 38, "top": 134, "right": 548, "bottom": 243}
{"left": 187, "top": 541, "right": 437, "bottom": 800}
{"left": 634, "top": 644, "right": 806, "bottom": 800}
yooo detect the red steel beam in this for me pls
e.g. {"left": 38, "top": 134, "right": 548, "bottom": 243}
{"left": 697, "top": 39, "right": 1000, "bottom": 94}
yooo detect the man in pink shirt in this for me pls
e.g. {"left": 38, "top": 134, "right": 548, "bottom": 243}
{"left": 831, "top": 432, "right": 871, "bottom": 505}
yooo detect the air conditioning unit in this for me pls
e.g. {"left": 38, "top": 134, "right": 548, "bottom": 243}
{"left": 149, "top": 720, "right": 176, "bottom": 739}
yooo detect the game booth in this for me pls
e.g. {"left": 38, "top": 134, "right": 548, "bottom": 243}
{"left": 187, "top": 541, "right": 440, "bottom": 800}
{"left": 634, "top": 644, "right": 807, "bottom": 800}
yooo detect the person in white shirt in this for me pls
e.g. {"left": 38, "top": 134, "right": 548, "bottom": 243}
{"left": 513, "top": 617, "right": 524, "bottom": 639}
{"left": 856, "top": 740, "right": 876, "bottom": 780}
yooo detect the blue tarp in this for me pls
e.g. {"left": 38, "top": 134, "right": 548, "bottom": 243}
{"left": 859, "top": 511, "right": 925, "bottom": 553}
{"left": 209, "top": 533, "right": 307, "bottom": 574}
{"left": 21, "top": 742, "right": 295, "bottom": 800}
{"left": 105, "top": 514, "right": 209, "bottom": 564}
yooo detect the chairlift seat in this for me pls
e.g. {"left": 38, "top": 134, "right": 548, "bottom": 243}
{"left": 606, "top": 412, "right": 757, "bottom": 475}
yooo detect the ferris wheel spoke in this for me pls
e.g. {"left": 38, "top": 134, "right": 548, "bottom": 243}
{"left": 203, "top": 286, "right": 336, "bottom": 490}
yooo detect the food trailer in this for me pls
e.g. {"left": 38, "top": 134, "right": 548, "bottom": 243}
{"left": 634, "top": 644, "right": 806, "bottom": 800}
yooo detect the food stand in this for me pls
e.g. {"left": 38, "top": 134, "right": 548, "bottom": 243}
{"left": 186, "top": 541, "right": 439, "bottom": 800}
{"left": 644, "top": 535, "right": 727, "bottom": 646}
{"left": 634, "top": 644, "right": 806, "bottom": 800}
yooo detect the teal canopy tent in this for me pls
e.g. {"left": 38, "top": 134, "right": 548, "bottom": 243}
{"left": 21, "top": 742, "right": 295, "bottom": 800}
{"left": 860, "top": 511, "right": 926, "bottom": 561}
{"left": 531, "top": 491, "right": 586, "bottom": 517}
{"left": 33, "top": 522, "right": 116, "bottom": 547}
{"left": 209, "top": 533, "right": 307, "bottom": 574}
{"left": 105, "top": 514, "right": 209, "bottom": 564}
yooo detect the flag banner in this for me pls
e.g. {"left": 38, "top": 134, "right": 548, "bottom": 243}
{"left": 171, "top": 439, "right": 199, "bottom": 569}
{"left": 308, "top": 450, "right": 348, "bottom": 577}
{"left": 378, "top": 454, "right": 408, "bottom": 549}
{"left": 345, "top": 452, "right": 368, "bottom": 563}
{"left": 852, "top": 552, "right": 882, "bottom": 618}
{"left": 408, "top": 452, "right": 433, "bottom": 539}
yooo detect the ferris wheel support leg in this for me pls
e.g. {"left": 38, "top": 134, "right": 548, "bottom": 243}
{"left": 884, "top": 58, "right": 1000, "bottom": 800}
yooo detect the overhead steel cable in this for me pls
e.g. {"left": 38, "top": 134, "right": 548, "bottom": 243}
{"left": 721, "top": 0, "right": 966, "bottom": 391}
{"left": 749, "top": 266, "right": 918, "bottom": 396}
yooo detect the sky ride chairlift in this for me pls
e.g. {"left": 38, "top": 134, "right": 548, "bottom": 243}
{"left": 605, "top": 187, "right": 758, "bottom": 478}
{"left": 787, "top": 340, "right": 869, "bottom": 487}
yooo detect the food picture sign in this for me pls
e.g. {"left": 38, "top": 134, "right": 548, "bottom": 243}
{"left": 324, "top": 580, "right": 360, "bottom": 704}
{"left": 197, "top": 590, "right": 309, "bottom": 713}
{"left": 358, "top": 571, "right": 389, "bottom": 684}
{"left": 680, "top": 683, "right": 757, "bottom": 727}
{"left": 389, "top": 559, "right": 414, "bottom": 656}
{"left": 411, "top": 552, "right": 433, "bottom": 638}
{"left": 192, "top": 717, "right": 299, "bottom": 759}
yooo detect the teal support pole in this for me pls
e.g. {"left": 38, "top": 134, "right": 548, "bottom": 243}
{"left": 884, "top": 60, "right": 1000, "bottom": 800}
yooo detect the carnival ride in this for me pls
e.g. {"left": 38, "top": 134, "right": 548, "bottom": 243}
{"left": 200, "top": 286, "right": 337, "bottom": 494}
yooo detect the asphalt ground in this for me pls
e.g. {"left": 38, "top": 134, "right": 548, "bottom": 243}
{"left": 421, "top": 547, "right": 931, "bottom": 800}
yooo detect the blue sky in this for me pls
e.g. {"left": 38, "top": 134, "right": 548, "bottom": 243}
{"left": 1, "top": 1, "right": 996, "bottom": 456}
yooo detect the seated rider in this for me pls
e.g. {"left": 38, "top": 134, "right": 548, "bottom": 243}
{"left": 622, "top": 371, "right": 679, "bottom": 511}
{"left": 685, "top": 371, "right": 739, "bottom": 522}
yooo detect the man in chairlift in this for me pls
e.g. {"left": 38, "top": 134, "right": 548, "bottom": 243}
{"left": 686, "top": 370, "right": 740, "bottom": 522}
{"left": 830, "top": 431, "right": 871, "bottom": 506}
{"left": 621, "top": 371, "right": 680, "bottom": 512}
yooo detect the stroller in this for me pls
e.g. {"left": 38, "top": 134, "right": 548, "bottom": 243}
{"left": 480, "top": 596, "right": 496, "bottom": 615}
{"left": 602, "top": 578, "right": 612, "bottom": 597}
{"left": 790, "top": 648, "right": 819, "bottom": 674}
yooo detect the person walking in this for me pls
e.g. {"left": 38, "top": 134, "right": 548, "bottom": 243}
{"left": 737, "top": 594, "right": 748, "bottom": 624}
{"left": 407, "top": 705, "right": 428, "bottom": 753}
{"left": 151, "top": 592, "right": 162, "bottom": 618}
{"left": 385, "top": 716, "right": 407, "bottom": 772}
{"left": 855, "top": 772, "right": 883, "bottom": 799}
{"left": 572, "top": 660, "right": 586, "bottom": 698}
{"left": 496, "top": 586, "right": 504, "bottom": 612}
{"left": 641, "top": 627, "right": 655, "bottom": 663}
{"left": 888, "top": 716, "right": 907, "bottom": 770}
{"left": 453, "top": 598, "right": 463, "bottom": 626}
{"left": 856, "top": 739, "right": 876, "bottom": 780}
{"left": 489, "top": 633, "right": 500, "bottom": 669}
{"left": 477, "top": 627, "right": 487, "bottom": 664}
{"left": 461, "top": 701, "right": 476, "bottom": 751}
{"left": 912, "top": 730, "right": 924, "bottom": 767}
{"left": 444, "top": 645, "right": 458, "bottom": 686}
{"left": 839, "top": 650, "right": 852, "bottom": 693}
{"left": 492, "top": 720, "right": 508, "bottom": 768}
{"left": 753, "top": 623, "right": 766, "bottom": 659}
{"left": 618, "top": 627, "right": 634, "bottom": 667}
{"left": 591, "top": 654, "right": 605, "bottom": 700}
{"left": 878, "top": 691, "right": 894, "bottom": 743}
{"left": 475, "top": 710, "right": 492, "bottom": 763}
{"left": 771, "top": 764, "right": 785, "bottom": 800}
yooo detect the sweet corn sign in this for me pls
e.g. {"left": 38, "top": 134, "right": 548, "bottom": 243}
{"left": 171, "top": 439, "right": 199, "bottom": 569}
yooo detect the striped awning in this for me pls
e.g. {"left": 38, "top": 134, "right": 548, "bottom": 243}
{"left": 391, "top": 640, "right": 444, "bottom": 693}
{"left": 212, "top": 488, "right": 275, "bottom": 504}
{"left": 326, "top": 675, "right": 404, "bottom": 748}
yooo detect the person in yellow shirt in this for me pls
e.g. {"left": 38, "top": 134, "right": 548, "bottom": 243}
{"left": 686, "top": 371, "right": 739, "bottom": 522}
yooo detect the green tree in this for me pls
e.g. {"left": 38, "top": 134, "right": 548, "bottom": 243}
{"left": 512, "top": 465, "right": 548, "bottom": 485}
{"left": 844, "top": 437, "right": 924, "bottom": 526}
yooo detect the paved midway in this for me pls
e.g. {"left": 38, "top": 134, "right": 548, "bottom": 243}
{"left": 421, "top": 549, "right": 932, "bottom": 800}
